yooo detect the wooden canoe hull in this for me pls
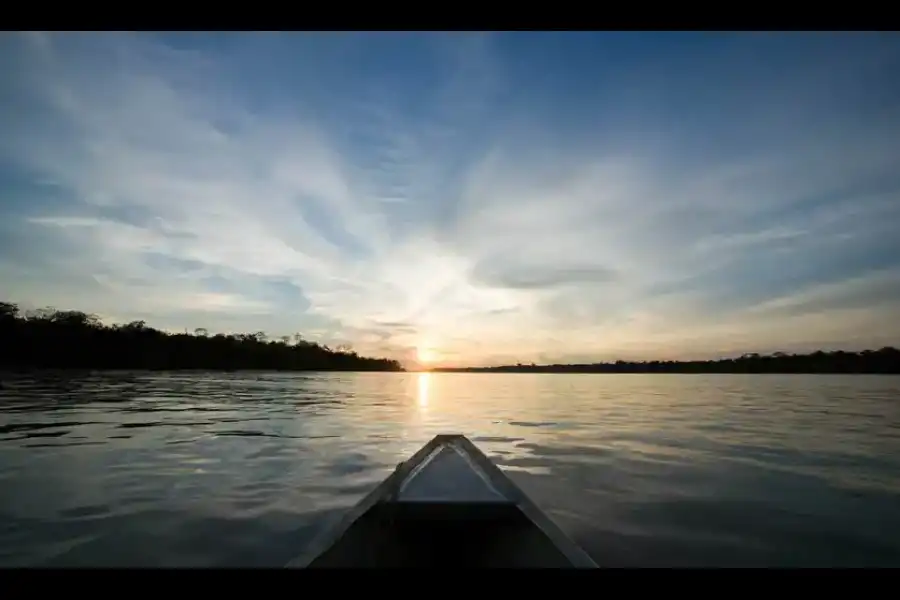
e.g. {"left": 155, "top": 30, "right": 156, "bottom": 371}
{"left": 287, "top": 434, "right": 597, "bottom": 568}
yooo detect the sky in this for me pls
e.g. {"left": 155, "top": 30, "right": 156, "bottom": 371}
{"left": 1, "top": 32, "right": 900, "bottom": 368}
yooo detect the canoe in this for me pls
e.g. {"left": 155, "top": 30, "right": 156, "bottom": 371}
{"left": 287, "top": 433, "right": 597, "bottom": 568}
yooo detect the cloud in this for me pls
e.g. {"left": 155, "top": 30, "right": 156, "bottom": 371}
{"left": 1, "top": 32, "right": 899, "bottom": 366}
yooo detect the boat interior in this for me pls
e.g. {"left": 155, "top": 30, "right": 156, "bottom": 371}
{"left": 305, "top": 500, "right": 579, "bottom": 568}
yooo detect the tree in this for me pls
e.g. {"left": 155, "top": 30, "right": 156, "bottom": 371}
{"left": 51, "top": 310, "right": 101, "bottom": 328}
{"left": 0, "top": 302, "right": 19, "bottom": 319}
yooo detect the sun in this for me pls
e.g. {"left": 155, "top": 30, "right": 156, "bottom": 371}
{"left": 417, "top": 347, "right": 435, "bottom": 364}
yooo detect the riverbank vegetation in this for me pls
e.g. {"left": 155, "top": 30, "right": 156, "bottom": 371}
{"left": 432, "top": 347, "right": 900, "bottom": 374}
{"left": 0, "top": 302, "right": 403, "bottom": 372}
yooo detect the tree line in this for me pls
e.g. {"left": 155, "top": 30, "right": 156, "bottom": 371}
{"left": 0, "top": 301, "right": 403, "bottom": 372}
{"left": 432, "top": 348, "right": 900, "bottom": 374}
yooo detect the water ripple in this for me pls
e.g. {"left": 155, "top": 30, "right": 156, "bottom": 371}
{"left": 1, "top": 371, "right": 899, "bottom": 567}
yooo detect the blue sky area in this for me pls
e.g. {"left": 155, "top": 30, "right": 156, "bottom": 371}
{"left": 1, "top": 32, "right": 899, "bottom": 366}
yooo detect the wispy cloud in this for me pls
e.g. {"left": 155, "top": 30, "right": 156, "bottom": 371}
{"left": 1, "top": 32, "right": 899, "bottom": 365}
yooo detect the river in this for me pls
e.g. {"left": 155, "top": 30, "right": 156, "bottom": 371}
{"left": 1, "top": 372, "right": 898, "bottom": 567}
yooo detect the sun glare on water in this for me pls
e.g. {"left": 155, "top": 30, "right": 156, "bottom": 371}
{"left": 417, "top": 372, "right": 430, "bottom": 408}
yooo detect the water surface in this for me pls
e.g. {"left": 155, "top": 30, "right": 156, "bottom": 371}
{"left": 1, "top": 372, "right": 898, "bottom": 567}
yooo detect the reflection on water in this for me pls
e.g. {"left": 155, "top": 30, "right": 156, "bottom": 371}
{"left": 1, "top": 371, "right": 899, "bottom": 567}
{"left": 417, "top": 373, "right": 429, "bottom": 410}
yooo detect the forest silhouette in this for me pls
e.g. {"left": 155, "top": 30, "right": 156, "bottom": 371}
{"left": 0, "top": 301, "right": 403, "bottom": 372}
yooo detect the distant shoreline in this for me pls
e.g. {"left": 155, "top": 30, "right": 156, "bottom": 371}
{"left": 431, "top": 348, "right": 900, "bottom": 375}
{"left": 3, "top": 300, "right": 897, "bottom": 376}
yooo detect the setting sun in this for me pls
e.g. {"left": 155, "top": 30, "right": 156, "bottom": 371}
{"left": 417, "top": 347, "right": 435, "bottom": 364}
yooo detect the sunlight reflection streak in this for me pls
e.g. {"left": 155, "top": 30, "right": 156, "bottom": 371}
{"left": 417, "top": 372, "right": 430, "bottom": 410}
